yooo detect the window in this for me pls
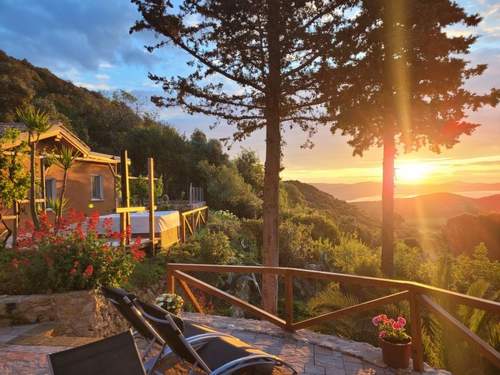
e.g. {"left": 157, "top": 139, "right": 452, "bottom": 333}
{"left": 91, "top": 175, "right": 104, "bottom": 201}
{"left": 45, "top": 179, "right": 57, "bottom": 201}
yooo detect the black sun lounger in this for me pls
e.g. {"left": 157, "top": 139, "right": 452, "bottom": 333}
{"left": 102, "top": 286, "right": 297, "bottom": 375}
{"left": 48, "top": 330, "right": 146, "bottom": 375}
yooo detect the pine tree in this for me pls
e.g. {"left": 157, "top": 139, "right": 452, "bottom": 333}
{"left": 131, "top": 0, "right": 353, "bottom": 312}
{"left": 323, "top": 0, "right": 499, "bottom": 275}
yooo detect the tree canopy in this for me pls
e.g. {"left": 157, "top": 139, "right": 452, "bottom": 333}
{"left": 322, "top": 0, "right": 499, "bottom": 274}
{"left": 131, "top": 0, "right": 356, "bottom": 312}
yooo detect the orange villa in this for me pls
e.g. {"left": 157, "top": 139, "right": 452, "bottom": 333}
{"left": 0, "top": 122, "right": 120, "bottom": 219}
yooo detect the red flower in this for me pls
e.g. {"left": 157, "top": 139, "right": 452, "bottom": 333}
{"left": 132, "top": 249, "right": 145, "bottom": 262}
{"left": 83, "top": 265, "right": 94, "bottom": 278}
{"left": 131, "top": 237, "right": 145, "bottom": 261}
{"left": 88, "top": 211, "right": 100, "bottom": 234}
{"left": 103, "top": 218, "right": 114, "bottom": 237}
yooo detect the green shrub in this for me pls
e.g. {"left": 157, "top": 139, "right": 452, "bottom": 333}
{"left": 127, "top": 256, "right": 167, "bottom": 289}
{"left": 327, "top": 234, "right": 381, "bottom": 277}
{"left": 199, "top": 231, "right": 236, "bottom": 264}
{"left": 394, "top": 242, "right": 433, "bottom": 284}
{"left": 207, "top": 210, "right": 242, "bottom": 239}
{"left": 278, "top": 220, "right": 334, "bottom": 270}
{"left": 289, "top": 212, "right": 341, "bottom": 245}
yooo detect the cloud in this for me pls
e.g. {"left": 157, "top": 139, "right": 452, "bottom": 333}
{"left": 75, "top": 81, "right": 113, "bottom": 91}
{"left": 0, "top": 0, "right": 156, "bottom": 72}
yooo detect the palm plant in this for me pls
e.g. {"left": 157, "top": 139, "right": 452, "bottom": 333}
{"left": 46, "top": 197, "right": 68, "bottom": 218}
{"left": 52, "top": 146, "right": 78, "bottom": 222}
{"left": 15, "top": 105, "right": 51, "bottom": 229}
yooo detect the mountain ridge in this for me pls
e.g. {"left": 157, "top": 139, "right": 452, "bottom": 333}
{"left": 352, "top": 191, "right": 500, "bottom": 221}
{"left": 313, "top": 181, "right": 500, "bottom": 201}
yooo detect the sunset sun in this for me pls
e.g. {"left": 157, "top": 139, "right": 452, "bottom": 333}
{"left": 396, "top": 162, "right": 435, "bottom": 183}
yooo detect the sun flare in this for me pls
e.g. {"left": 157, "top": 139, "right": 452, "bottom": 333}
{"left": 396, "top": 162, "right": 435, "bottom": 183}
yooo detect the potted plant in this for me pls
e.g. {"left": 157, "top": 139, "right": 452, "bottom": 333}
{"left": 372, "top": 314, "right": 412, "bottom": 369}
{"left": 155, "top": 293, "right": 184, "bottom": 315}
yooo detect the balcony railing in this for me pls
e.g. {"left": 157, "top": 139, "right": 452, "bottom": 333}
{"left": 180, "top": 206, "right": 208, "bottom": 242}
{"left": 166, "top": 263, "right": 500, "bottom": 372}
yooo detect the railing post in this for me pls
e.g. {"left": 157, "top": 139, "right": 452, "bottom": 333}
{"left": 147, "top": 157, "right": 156, "bottom": 256}
{"left": 409, "top": 289, "right": 424, "bottom": 372}
{"left": 120, "top": 149, "right": 130, "bottom": 246}
{"left": 285, "top": 271, "right": 294, "bottom": 331}
{"left": 181, "top": 215, "right": 186, "bottom": 243}
{"left": 167, "top": 270, "right": 175, "bottom": 294}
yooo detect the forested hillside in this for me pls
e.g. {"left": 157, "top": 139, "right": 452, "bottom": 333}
{"left": 0, "top": 50, "right": 376, "bottom": 238}
{"left": 0, "top": 50, "right": 228, "bottom": 196}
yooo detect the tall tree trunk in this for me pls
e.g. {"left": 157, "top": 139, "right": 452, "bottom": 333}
{"left": 381, "top": 129, "right": 395, "bottom": 276}
{"left": 262, "top": 0, "right": 281, "bottom": 314}
{"left": 29, "top": 133, "right": 40, "bottom": 229}
{"left": 381, "top": 0, "right": 396, "bottom": 276}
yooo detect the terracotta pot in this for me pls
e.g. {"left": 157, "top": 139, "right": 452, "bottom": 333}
{"left": 379, "top": 337, "right": 412, "bottom": 369}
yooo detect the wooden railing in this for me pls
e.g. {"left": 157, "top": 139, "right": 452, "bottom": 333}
{"left": 166, "top": 263, "right": 500, "bottom": 372}
{"left": 180, "top": 206, "right": 208, "bottom": 242}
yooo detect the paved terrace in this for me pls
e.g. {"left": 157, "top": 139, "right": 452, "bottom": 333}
{"left": 0, "top": 313, "right": 450, "bottom": 375}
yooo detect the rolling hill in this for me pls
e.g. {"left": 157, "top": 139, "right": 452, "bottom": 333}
{"left": 313, "top": 181, "right": 500, "bottom": 202}
{"left": 353, "top": 192, "right": 500, "bottom": 222}
{"left": 283, "top": 180, "right": 379, "bottom": 245}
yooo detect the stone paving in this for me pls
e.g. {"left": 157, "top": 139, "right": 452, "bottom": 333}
{"left": 0, "top": 313, "right": 451, "bottom": 375}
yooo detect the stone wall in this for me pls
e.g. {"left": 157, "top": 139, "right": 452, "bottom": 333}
{"left": 0, "top": 283, "right": 166, "bottom": 338}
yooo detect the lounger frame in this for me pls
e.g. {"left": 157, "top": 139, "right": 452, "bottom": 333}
{"left": 104, "top": 288, "right": 297, "bottom": 374}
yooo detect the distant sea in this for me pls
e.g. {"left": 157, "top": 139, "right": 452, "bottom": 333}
{"left": 348, "top": 190, "right": 500, "bottom": 203}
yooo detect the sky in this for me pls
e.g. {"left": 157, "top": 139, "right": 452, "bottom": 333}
{"left": 0, "top": 0, "right": 498, "bottom": 184}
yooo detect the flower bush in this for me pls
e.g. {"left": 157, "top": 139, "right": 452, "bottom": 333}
{"left": 0, "top": 210, "right": 145, "bottom": 294}
{"left": 155, "top": 293, "right": 184, "bottom": 315}
{"left": 372, "top": 314, "right": 411, "bottom": 344}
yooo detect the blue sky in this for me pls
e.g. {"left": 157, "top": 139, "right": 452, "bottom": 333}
{"left": 0, "top": 0, "right": 499, "bottom": 183}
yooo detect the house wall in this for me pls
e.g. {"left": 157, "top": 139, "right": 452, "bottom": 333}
{"left": 46, "top": 161, "right": 117, "bottom": 215}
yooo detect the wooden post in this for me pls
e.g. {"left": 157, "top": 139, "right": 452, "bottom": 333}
{"left": 167, "top": 270, "right": 175, "bottom": 294}
{"left": 12, "top": 201, "right": 20, "bottom": 245}
{"left": 191, "top": 211, "right": 195, "bottom": 234}
{"left": 147, "top": 157, "right": 155, "bottom": 256}
{"left": 120, "top": 150, "right": 131, "bottom": 246}
{"left": 285, "top": 272, "right": 294, "bottom": 331}
{"left": 181, "top": 215, "right": 186, "bottom": 243}
{"left": 409, "top": 290, "right": 424, "bottom": 372}
{"left": 40, "top": 158, "right": 46, "bottom": 212}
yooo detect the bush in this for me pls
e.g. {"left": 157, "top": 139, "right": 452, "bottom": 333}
{"left": 278, "top": 220, "right": 334, "bottom": 270}
{"left": 327, "top": 234, "right": 381, "bottom": 277}
{"left": 199, "top": 230, "right": 236, "bottom": 264}
{"left": 288, "top": 212, "right": 341, "bottom": 245}
{"left": 207, "top": 210, "right": 242, "bottom": 239}
{"left": 127, "top": 255, "right": 167, "bottom": 289}
{"left": 0, "top": 211, "right": 142, "bottom": 294}
{"left": 394, "top": 242, "right": 433, "bottom": 284}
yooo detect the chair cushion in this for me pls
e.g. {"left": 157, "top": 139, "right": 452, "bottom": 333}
{"left": 197, "top": 335, "right": 275, "bottom": 372}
